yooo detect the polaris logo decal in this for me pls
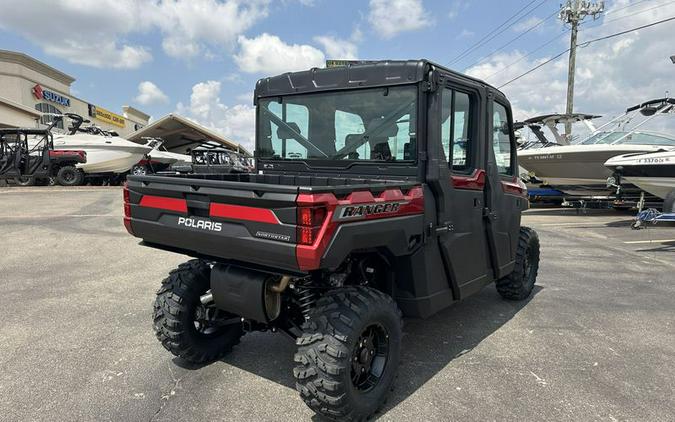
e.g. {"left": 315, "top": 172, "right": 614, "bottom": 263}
{"left": 255, "top": 231, "right": 291, "bottom": 242}
{"left": 335, "top": 202, "right": 404, "bottom": 220}
{"left": 177, "top": 216, "right": 222, "bottom": 232}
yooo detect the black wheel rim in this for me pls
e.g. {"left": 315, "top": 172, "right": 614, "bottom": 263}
{"left": 192, "top": 303, "right": 233, "bottom": 338}
{"left": 63, "top": 170, "right": 75, "bottom": 182}
{"left": 351, "top": 323, "right": 389, "bottom": 392}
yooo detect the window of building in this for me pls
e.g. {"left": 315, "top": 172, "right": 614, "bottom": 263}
{"left": 35, "top": 103, "right": 64, "bottom": 129}
{"left": 440, "top": 88, "right": 473, "bottom": 172}
{"left": 492, "top": 102, "right": 514, "bottom": 175}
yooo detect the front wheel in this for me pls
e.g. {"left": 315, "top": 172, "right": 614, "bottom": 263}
{"left": 14, "top": 176, "right": 35, "bottom": 186}
{"left": 496, "top": 226, "right": 540, "bottom": 300}
{"left": 294, "top": 287, "right": 402, "bottom": 421}
{"left": 153, "top": 259, "right": 244, "bottom": 364}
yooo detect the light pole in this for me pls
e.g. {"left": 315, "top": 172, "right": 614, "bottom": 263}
{"left": 559, "top": 0, "right": 604, "bottom": 140}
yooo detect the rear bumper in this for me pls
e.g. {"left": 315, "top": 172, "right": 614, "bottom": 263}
{"left": 129, "top": 216, "right": 300, "bottom": 273}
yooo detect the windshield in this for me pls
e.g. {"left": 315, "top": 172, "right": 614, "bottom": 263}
{"left": 257, "top": 86, "right": 417, "bottom": 162}
{"left": 580, "top": 131, "right": 675, "bottom": 146}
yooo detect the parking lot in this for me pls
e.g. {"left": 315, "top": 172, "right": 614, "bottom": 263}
{"left": 1, "top": 187, "right": 674, "bottom": 421}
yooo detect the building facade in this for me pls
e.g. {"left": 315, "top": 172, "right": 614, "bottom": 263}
{"left": 0, "top": 50, "right": 149, "bottom": 136}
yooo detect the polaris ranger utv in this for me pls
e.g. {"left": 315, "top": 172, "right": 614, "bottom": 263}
{"left": 124, "top": 60, "right": 540, "bottom": 420}
{"left": 0, "top": 117, "right": 86, "bottom": 186}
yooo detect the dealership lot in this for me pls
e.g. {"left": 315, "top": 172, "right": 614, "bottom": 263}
{"left": 1, "top": 187, "right": 674, "bottom": 421}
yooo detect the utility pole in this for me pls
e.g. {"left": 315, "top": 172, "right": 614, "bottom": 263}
{"left": 559, "top": 0, "right": 604, "bottom": 140}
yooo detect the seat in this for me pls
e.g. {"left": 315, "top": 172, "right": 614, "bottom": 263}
{"left": 344, "top": 134, "right": 364, "bottom": 159}
{"left": 276, "top": 122, "right": 301, "bottom": 139}
{"left": 371, "top": 140, "right": 392, "bottom": 161}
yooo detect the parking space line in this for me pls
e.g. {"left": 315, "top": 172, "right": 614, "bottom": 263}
{"left": 540, "top": 222, "right": 615, "bottom": 227}
{"left": 623, "top": 239, "right": 675, "bottom": 244}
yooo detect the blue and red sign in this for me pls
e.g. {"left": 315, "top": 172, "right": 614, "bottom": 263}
{"left": 32, "top": 84, "right": 70, "bottom": 107}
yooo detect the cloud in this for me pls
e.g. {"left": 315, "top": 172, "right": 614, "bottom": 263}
{"left": 512, "top": 16, "right": 544, "bottom": 33}
{"left": 234, "top": 33, "right": 325, "bottom": 74}
{"left": 466, "top": 0, "right": 675, "bottom": 130}
{"left": 134, "top": 81, "right": 169, "bottom": 106}
{"left": 448, "top": 0, "right": 469, "bottom": 20}
{"left": 456, "top": 29, "right": 475, "bottom": 39}
{"left": 0, "top": 0, "right": 270, "bottom": 67}
{"left": 176, "top": 81, "right": 255, "bottom": 151}
{"left": 368, "top": 0, "right": 432, "bottom": 39}
{"left": 313, "top": 36, "right": 358, "bottom": 60}
{"left": 151, "top": 0, "right": 270, "bottom": 59}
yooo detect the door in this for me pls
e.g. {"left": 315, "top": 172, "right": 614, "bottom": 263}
{"left": 484, "top": 97, "right": 525, "bottom": 278}
{"left": 436, "top": 85, "right": 492, "bottom": 298}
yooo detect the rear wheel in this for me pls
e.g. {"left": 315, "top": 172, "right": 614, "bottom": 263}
{"left": 131, "top": 164, "right": 148, "bottom": 176}
{"left": 56, "top": 166, "right": 84, "bottom": 186}
{"left": 294, "top": 286, "right": 402, "bottom": 421}
{"left": 14, "top": 176, "right": 34, "bottom": 186}
{"left": 663, "top": 190, "right": 675, "bottom": 213}
{"left": 153, "top": 259, "right": 244, "bottom": 364}
{"left": 496, "top": 227, "right": 540, "bottom": 300}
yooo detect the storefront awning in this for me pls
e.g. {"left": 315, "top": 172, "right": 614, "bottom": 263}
{"left": 127, "top": 113, "right": 251, "bottom": 156}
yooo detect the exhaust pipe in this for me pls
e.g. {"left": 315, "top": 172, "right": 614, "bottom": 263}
{"left": 200, "top": 291, "right": 213, "bottom": 305}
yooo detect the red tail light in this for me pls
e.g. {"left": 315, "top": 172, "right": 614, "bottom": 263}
{"left": 297, "top": 206, "right": 326, "bottom": 245}
{"left": 123, "top": 183, "right": 133, "bottom": 235}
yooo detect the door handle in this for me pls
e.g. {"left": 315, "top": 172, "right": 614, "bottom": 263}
{"left": 435, "top": 222, "right": 454, "bottom": 234}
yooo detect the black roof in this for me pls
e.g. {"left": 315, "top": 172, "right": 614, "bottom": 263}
{"left": 626, "top": 97, "right": 675, "bottom": 113}
{"left": 254, "top": 59, "right": 502, "bottom": 99}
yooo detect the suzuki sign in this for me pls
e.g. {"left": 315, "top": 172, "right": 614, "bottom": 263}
{"left": 32, "top": 84, "right": 70, "bottom": 107}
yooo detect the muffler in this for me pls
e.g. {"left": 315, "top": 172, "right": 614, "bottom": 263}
{"left": 210, "top": 264, "right": 290, "bottom": 323}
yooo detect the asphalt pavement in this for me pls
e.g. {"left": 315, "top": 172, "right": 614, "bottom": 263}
{"left": 0, "top": 187, "right": 674, "bottom": 421}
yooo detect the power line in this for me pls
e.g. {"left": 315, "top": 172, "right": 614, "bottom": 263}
{"left": 463, "top": 8, "right": 560, "bottom": 71}
{"left": 497, "top": 15, "right": 675, "bottom": 89}
{"left": 447, "top": 0, "right": 544, "bottom": 66}
{"left": 485, "top": 0, "right": 675, "bottom": 81}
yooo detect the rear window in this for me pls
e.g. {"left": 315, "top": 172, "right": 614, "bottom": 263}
{"left": 257, "top": 86, "right": 418, "bottom": 162}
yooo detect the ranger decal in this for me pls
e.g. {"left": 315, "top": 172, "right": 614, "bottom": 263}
{"left": 335, "top": 202, "right": 404, "bottom": 220}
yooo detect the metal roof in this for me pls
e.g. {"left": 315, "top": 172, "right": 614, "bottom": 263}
{"left": 127, "top": 113, "right": 251, "bottom": 156}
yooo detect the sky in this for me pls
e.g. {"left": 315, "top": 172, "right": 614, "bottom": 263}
{"left": 0, "top": 0, "right": 674, "bottom": 150}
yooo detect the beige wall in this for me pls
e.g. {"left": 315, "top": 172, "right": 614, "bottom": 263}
{"left": 0, "top": 55, "right": 148, "bottom": 137}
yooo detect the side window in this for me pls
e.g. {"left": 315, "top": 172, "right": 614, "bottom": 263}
{"left": 335, "top": 110, "right": 367, "bottom": 159}
{"left": 440, "top": 88, "right": 473, "bottom": 172}
{"left": 267, "top": 102, "right": 309, "bottom": 158}
{"left": 453, "top": 92, "right": 471, "bottom": 170}
{"left": 492, "top": 102, "right": 513, "bottom": 175}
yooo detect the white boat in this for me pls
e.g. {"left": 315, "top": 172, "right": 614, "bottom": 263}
{"left": 518, "top": 98, "right": 675, "bottom": 197}
{"left": 51, "top": 114, "right": 152, "bottom": 174}
{"left": 130, "top": 138, "right": 192, "bottom": 175}
{"left": 605, "top": 149, "right": 675, "bottom": 200}
{"left": 144, "top": 138, "right": 191, "bottom": 167}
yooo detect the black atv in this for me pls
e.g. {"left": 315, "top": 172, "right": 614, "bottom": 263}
{"left": 124, "top": 60, "right": 540, "bottom": 420}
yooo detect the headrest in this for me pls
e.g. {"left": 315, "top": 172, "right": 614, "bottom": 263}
{"left": 277, "top": 122, "right": 301, "bottom": 139}
{"left": 345, "top": 133, "right": 364, "bottom": 146}
{"left": 367, "top": 118, "right": 399, "bottom": 138}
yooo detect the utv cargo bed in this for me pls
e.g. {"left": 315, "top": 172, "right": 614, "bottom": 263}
{"left": 125, "top": 173, "right": 424, "bottom": 274}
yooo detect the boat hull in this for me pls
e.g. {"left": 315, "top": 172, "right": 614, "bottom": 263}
{"left": 518, "top": 145, "right": 666, "bottom": 196}
{"left": 53, "top": 134, "right": 152, "bottom": 174}
{"left": 605, "top": 151, "right": 675, "bottom": 199}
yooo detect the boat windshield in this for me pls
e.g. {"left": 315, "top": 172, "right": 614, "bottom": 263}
{"left": 580, "top": 131, "right": 675, "bottom": 146}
